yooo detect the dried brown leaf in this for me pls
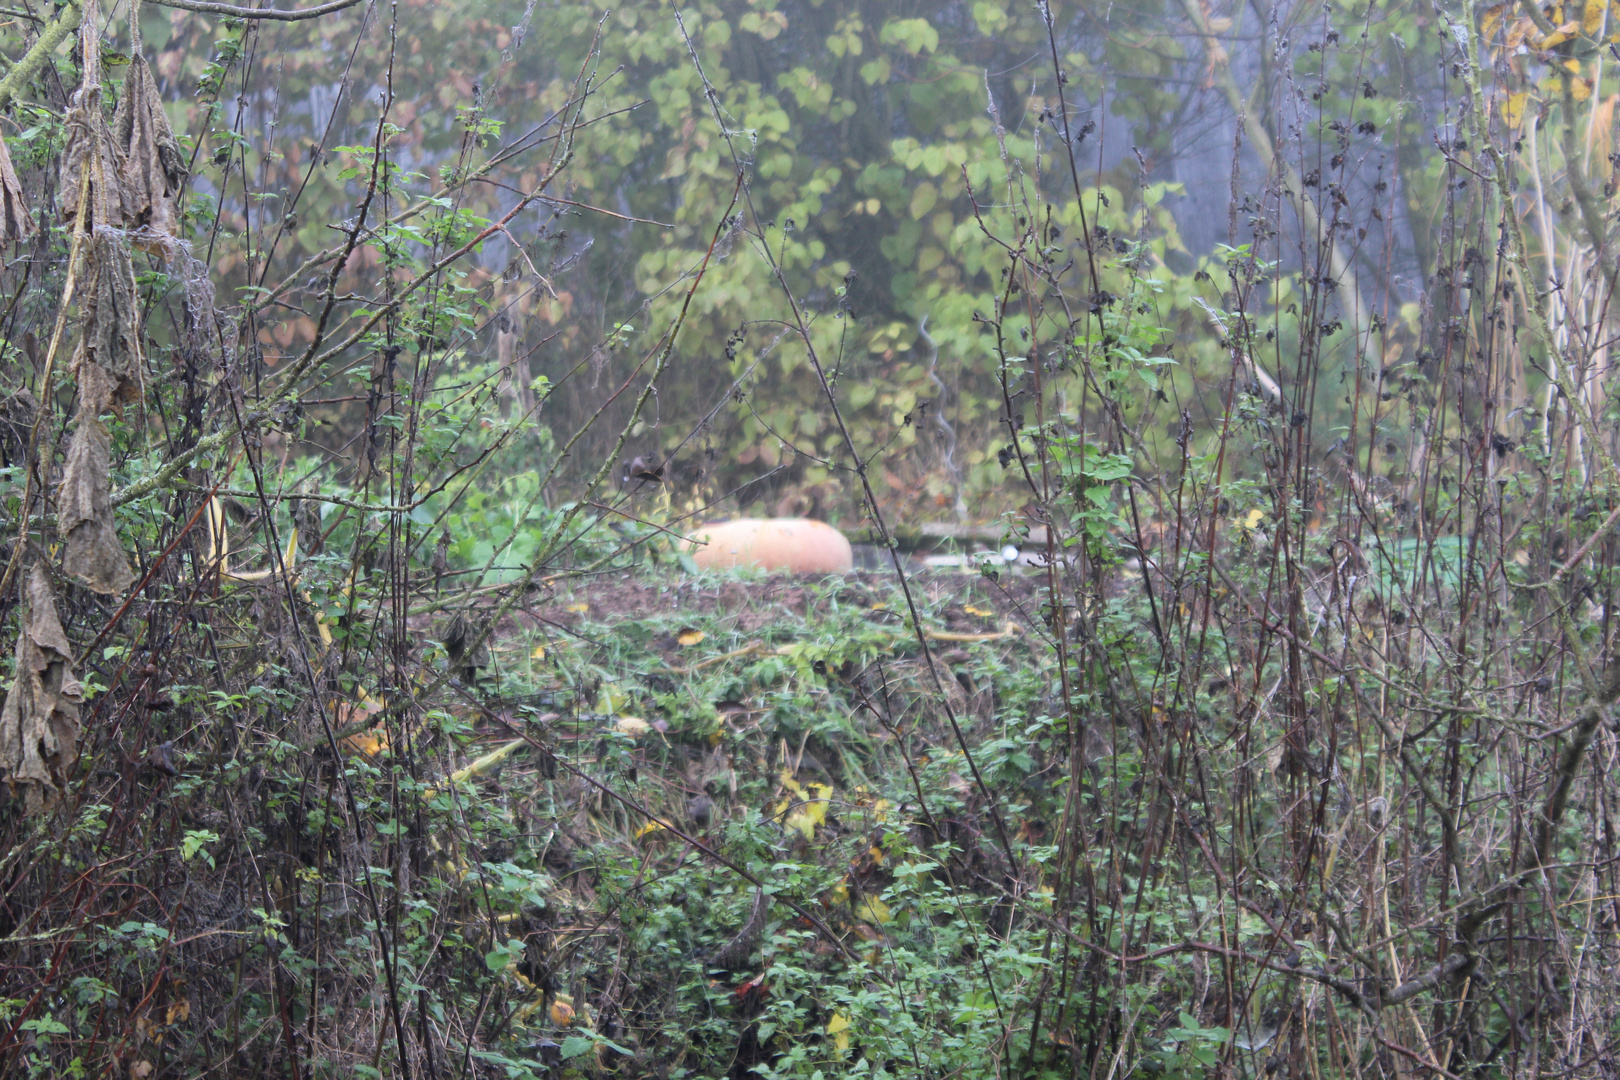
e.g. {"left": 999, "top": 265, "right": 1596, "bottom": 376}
{"left": 0, "top": 134, "right": 34, "bottom": 245}
{"left": 59, "top": 102, "right": 133, "bottom": 231}
{"left": 0, "top": 564, "right": 85, "bottom": 814}
{"left": 59, "top": 0, "right": 134, "bottom": 230}
{"left": 113, "top": 55, "right": 187, "bottom": 252}
{"left": 58, "top": 416, "right": 135, "bottom": 595}
{"left": 72, "top": 231, "right": 144, "bottom": 414}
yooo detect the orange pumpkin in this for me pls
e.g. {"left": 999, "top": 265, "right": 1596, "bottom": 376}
{"left": 687, "top": 518, "right": 853, "bottom": 573}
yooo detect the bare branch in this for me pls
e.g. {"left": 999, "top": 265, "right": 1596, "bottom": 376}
{"left": 144, "top": 0, "right": 362, "bottom": 21}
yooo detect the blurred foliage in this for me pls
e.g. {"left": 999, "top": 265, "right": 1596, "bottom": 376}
{"left": 25, "top": 0, "right": 1469, "bottom": 525}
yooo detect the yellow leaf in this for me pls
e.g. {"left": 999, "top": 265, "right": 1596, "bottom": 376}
{"left": 1583, "top": 0, "right": 1607, "bottom": 33}
{"left": 828, "top": 1012, "right": 851, "bottom": 1051}
{"left": 784, "top": 810, "right": 817, "bottom": 840}
{"left": 530, "top": 644, "right": 546, "bottom": 660}
{"left": 779, "top": 779, "right": 831, "bottom": 839}
{"left": 855, "top": 896, "right": 892, "bottom": 924}
{"left": 566, "top": 602, "right": 589, "bottom": 614}
{"left": 615, "top": 716, "right": 651, "bottom": 737}
{"left": 1574, "top": 75, "right": 1595, "bottom": 100}
{"left": 549, "top": 1000, "right": 575, "bottom": 1026}
{"left": 1481, "top": 1, "right": 1507, "bottom": 41}
{"left": 1504, "top": 90, "right": 1531, "bottom": 128}
{"left": 963, "top": 604, "right": 994, "bottom": 617}
{"left": 1241, "top": 508, "right": 1265, "bottom": 530}
{"left": 1539, "top": 19, "right": 1581, "bottom": 48}
{"left": 634, "top": 820, "right": 666, "bottom": 841}
{"left": 677, "top": 627, "right": 706, "bottom": 646}
{"left": 166, "top": 1000, "right": 190, "bottom": 1024}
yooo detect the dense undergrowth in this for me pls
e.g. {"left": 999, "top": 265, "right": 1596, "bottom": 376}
{"left": 4, "top": 0, "right": 1620, "bottom": 1077}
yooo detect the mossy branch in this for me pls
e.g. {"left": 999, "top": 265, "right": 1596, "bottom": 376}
{"left": 0, "top": 1, "right": 81, "bottom": 114}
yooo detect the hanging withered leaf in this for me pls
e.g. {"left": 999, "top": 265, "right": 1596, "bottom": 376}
{"left": 72, "top": 230, "right": 144, "bottom": 415}
{"left": 113, "top": 54, "right": 186, "bottom": 252}
{"left": 0, "top": 133, "right": 34, "bottom": 245}
{"left": 0, "top": 564, "right": 85, "bottom": 814}
{"left": 58, "top": 102, "right": 122, "bottom": 228}
{"left": 58, "top": 416, "right": 136, "bottom": 595}
{"left": 58, "top": 0, "right": 133, "bottom": 231}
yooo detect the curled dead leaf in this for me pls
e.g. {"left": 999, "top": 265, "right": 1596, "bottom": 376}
{"left": 72, "top": 232, "right": 145, "bottom": 415}
{"left": 58, "top": 101, "right": 130, "bottom": 230}
{"left": 58, "top": 417, "right": 135, "bottom": 595}
{"left": 0, "top": 565, "right": 85, "bottom": 814}
{"left": 113, "top": 54, "right": 187, "bottom": 253}
{"left": 0, "top": 135, "right": 33, "bottom": 245}
{"left": 59, "top": 0, "right": 135, "bottom": 232}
